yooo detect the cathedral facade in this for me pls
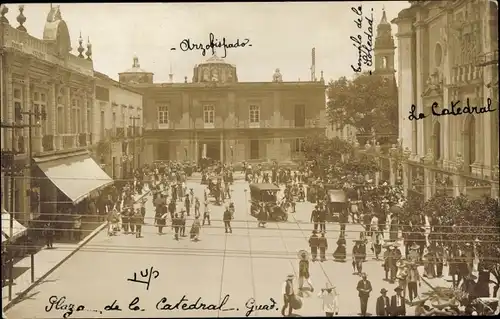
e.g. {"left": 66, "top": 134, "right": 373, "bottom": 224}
{"left": 392, "top": 0, "right": 498, "bottom": 199}
{"left": 393, "top": 0, "right": 498, "bottom": 176}
{"left": 119, "top": 55, "right": 327, "bottom": 164}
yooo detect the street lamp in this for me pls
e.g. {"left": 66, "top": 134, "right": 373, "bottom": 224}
{"left": 130, "top": 115, "right": 141, "bottom": 174}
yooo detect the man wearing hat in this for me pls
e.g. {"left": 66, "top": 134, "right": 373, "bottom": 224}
{"left": 308, "top": 230, "right": 320, "bottom": 262}
{"left": 408, "top": 243, "right": 420, "bottom": 263}
{"left": 356, "top": 273, "right": 372, "bottom": 316}
{"left": 310, "top": 205, "right": 320, "bottom": 231}
{"left": 298, "top": 250, "right": 314, "bottom": 295}
{"left": 318, "top": 232, "right": 328, "bottom": 262}
{"left": 407, "top": 261, "right": 421, "bottom": 302}
{"left": 390, "top": 286, "right": 406, "bottom": 316}
{"left": 281, "top": 274, "right": 296, "bottom": 317}
{"left": 318, "top": 283, "right": 338, "bottom": 317}
{"left": 376, "top": 288, "right": 390, "bottom": 316}
{"left": 352, "top": 240, "right": 365, "bottom": 274}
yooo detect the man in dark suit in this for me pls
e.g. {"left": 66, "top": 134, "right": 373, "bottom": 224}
{"left": 390, "top": 286, "right": 406, "bottom": 316}
{"left": 356, "top": 273, "right": 372, "bottom": 316}
{"left": 376, "top": 288, "right": 390, "bottom": 316}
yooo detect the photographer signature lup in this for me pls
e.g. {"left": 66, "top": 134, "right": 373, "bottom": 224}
{"left": 350, "top": 6, "right": 374, "bottom": 74}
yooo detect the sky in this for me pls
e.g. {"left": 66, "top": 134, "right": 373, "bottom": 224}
{"left": 5, "top": 2, "right": 410, "bottom": 84}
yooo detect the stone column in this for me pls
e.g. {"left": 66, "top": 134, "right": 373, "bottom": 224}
{"left": 5, "top": 67, "right": 13, "bottom": 150}
{"left": 402, "top": 163, "right": 409, "bottom": 197}
{"left": 65, "top": 86, "right": 72, "bottom": 148}
{"left": 49, "top": 81, "right": 56, "bottom": 150}
{"left": 389, "top": 158, "right": 396, "bottom": 186}
{"left": 423, "top": 166, "right": 433, "bottom": 201}
{"left": 194, "top": 132, "right": 199, "bottom": 161}
{"left": 415, "top": 19, "right": 426, "bottom": 157}
{"left": 23, "top": 75, "right": 30, "bottom": 152}
{"left": 396, "top": 30, "right": 414, "bottom": 152}
{"left": 220, "top": 132, "right": 224, "bottom": 163}
{"left": 23, "top": 75, "right": 31, "bottom": 220}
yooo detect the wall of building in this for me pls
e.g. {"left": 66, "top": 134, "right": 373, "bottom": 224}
{"left": 93, "top": 74, "right": 144, "bottom": 179}
{"left": 1, "top": 13, "right": 94, "bottom": 223}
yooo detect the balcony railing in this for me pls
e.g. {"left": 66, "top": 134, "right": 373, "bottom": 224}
{"left": 78, "top": 133, "right": 87, "bottom": 147}
{"left": 63, "top": 135, "right": 74, "bottom": 149}
{"left": 42, "top": 135, "right": 54, "bottom": 152}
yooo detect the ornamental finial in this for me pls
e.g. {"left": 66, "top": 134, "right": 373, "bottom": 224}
{"left": 77, "top": 32, "right": 85, "bottom": 58}
{"left": 16, "top": 5, "right": 27, "bottom": 32}
{"left": 0, "top": 4, "right": 9, "bottom": 24}
{"left": 85, "top": 36, "right": 92, "bottom": 61}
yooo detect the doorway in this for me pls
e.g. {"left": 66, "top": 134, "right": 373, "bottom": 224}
{"left": 199, "top": 141, "right": 220, "bottom": 162}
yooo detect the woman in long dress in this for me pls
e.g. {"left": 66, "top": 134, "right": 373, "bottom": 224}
{"left": 190, "top": 216, "right": 201, "bottom": 241}
{"left": 333, "top": 236, "right": 347, "bottom": 262}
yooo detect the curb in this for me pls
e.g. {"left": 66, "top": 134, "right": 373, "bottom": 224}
{"left": 3, "top": 189, "right": 152, "bottom": 311}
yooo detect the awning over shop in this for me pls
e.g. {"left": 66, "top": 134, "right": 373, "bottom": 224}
{"left": 1, "top": 209, "right": 27, "bottom": 243}
{"left": 34, "top": 154, "right": 113, "bottom": 204}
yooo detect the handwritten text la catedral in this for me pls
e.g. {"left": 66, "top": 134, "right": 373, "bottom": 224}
{"left": 350, "top": 6, "right": 374, "bottom": 74}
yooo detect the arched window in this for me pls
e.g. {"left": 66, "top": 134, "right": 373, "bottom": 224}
{"left": 433, "top": 121, "right": 441, "bottom": 160}
{"left": 382, "top": 57, "right": 388, "bottom": 69}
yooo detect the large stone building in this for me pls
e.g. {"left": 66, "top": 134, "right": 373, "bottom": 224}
{"left": 119, "top": 54, "right": 327, "bottom": 164}
{"left": 93, "top": 72, "right": 143, "bottom": 181}
{"left": 392, "top": 0, "right": 498, "bottom": 199}
{"left": 0, "top": 5, "right": 140, "bottom": 233}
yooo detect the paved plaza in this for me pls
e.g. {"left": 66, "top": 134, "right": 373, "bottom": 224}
{"left": 7, "top": 179, "right": 450, "bottom": 318}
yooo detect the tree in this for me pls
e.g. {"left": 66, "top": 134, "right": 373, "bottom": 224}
{"left": 326, "top": 72, "right": 398, "bottom": 135}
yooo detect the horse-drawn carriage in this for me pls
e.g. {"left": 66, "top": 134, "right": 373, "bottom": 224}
{"left": 325, "top": 189, "right": 348, "bottom": 222}
{"left": 249, "top": 183, "right": 288, "bottom": 222}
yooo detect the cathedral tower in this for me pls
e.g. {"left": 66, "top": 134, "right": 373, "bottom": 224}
{"left": 374, "top": 9, "right": 396, "bottom": 79}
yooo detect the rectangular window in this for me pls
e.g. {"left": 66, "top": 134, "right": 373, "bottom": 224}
{"left": 203, "top": 105, "right": 215, "bottom": 128}
{"left": 294, "top": 138, "right": 304, "bottom": 153}
{"left": 57, "top": 107, "right": 64, "bottom": 134}
{"left": 100, "top": 111, "right": 105, "bottom": 139}
{"left": 158, "top": 106, "right": 169, "bottom": 128}
{"left": 294, "top": 104, "right": 305, "bottom": 127}
{"left": 72, "top": 109, "right": 77, "bottom": 134}
{"left": 87, "top": 110, "right": 92, "bottom": 135}
{"left": 250, "top": 139, "right": 259, "bottom": 160}
{"left": 249, "top": 105, "right": 260, "bottom": 127}
{"left": 112, "top": 112, "right": 116, "bottom": 133}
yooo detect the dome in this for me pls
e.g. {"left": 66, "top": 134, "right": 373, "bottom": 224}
{"left": 193, "top": 53, "right": 238, "bottom": 83}
{"left": 43, "top": 5, "right": 71, "bottom": 57}
{"left": 118, "top": 55, "right": 153, "bottom": 84}
{"left": 121, "top": 55, "right": 152, "bottom": 74}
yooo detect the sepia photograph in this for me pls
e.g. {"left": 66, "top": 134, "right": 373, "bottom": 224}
{"left": 0, "top": 1, "right": 499, "bottom": 318}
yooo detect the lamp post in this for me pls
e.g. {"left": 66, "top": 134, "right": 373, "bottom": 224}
{"left": 1, "top": 103, "right": 46, "bottom": 300}
{"left": 130, "top": 115, "right": 141, "bottom": 174}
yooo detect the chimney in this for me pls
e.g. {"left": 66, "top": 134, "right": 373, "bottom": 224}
{"left": 311, "top": 47, "right": 316, "bottom": 81}
{"left": 168, "top": 62, "right": 173, "bottom": 83}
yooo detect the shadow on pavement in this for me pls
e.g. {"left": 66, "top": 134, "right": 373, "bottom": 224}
{"left": 9, "top": 290, "right": 41, "bottom": 307}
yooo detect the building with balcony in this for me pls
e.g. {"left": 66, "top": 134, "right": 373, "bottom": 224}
{"left": 92, "top": 72, "right": 144, "bottom": 180}
{"left": 119, "top": 54, "right": 327, "bottom": 164}
{"left": 392, "top": 0, "right": 498, "bottom": 200}
{"left": 0, "top": 5, "right": 113, "bottom": 226}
